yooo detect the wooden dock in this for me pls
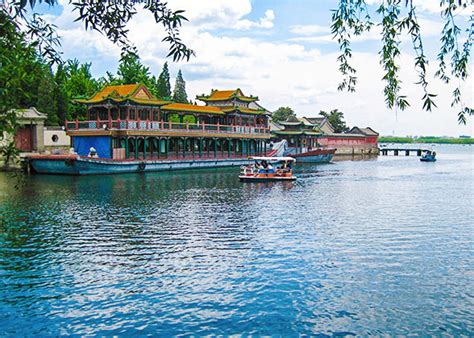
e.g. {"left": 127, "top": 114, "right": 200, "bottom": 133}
{"left": 379, "top": 148, "right": 429, "bottom": 156}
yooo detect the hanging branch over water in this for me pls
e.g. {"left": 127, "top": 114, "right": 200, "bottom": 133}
{"left": 332, "top": 0, "right": 473, "bottom": 124}
{"left": 4, "top": 0, "right": 195, "bottom": 64}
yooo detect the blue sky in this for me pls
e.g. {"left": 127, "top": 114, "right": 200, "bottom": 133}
{"left": 39, "top": 0, "right": 473, "bottom": 136}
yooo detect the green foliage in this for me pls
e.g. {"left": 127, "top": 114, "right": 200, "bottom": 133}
{"left": 156, "top": 62, "right": 171, "bottom": 99}
{"left": 117, "top": 53, "right": 152, "bottom": 85}
{"left": 36, "top": 66, "right": 59, "bottom": 125}
{"left": 1, "top": 0, "right": 194, "bottom": 167}
{"left": 60, "top": 59, "right": 100, "bottom": 120}
{"left": 319, "top": 109, "right": 349, "bottom": 133}
{"left": 103, "top": 52, "right": 160, "bottom": 96}
{"left": 8, "top": 0, "right": 194, "bottom": 63}
{"left": 0, "top": 11, "right": 45, "bottom": 165}
{"left": 172, "top": 70, "right": 188, "bottom": 103}
{"left": 168, "top": 114, "right": 196, "bottom": 123}
{"left": 272, "top": 107, "right": 296, "bottom": 123}
{"left": 332, "top": 0, "right": 472, "bottom": 124}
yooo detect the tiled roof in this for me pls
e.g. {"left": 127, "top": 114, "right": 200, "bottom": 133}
{"left": 75, "top": 96, "right": 169, "bottom": 106}
{"left": 76, "top": 84, "right": 163, "bottom": 105}
{"left": 220, "top": 106, "right": 267, "bottom": 115}
{"left": 15, "top": 107, "right": 47, "bottom": 120}
{"left": 210, "top": 90, "right": 238, "bottom": 100}
{"left": 161, "top": 103, "right": 225, "bottom": 115}
{"left": 272, "top": 130, "right": 322, "bottom": 136}
{"left": 348, "top": 126, "right": 379, "bottom": 136}
{"left": 303, "top": 117, "right": 326, "bottom": 125}
{"left": 197, "top": 88, "right": 258, "bottom": 102}
{"left": 90, "top": 84, "right": 141, "bottom": 101}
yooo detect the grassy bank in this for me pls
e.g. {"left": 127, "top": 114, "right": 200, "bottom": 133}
{"left": 379, "top": 136, "right": 473, "bottom": 144}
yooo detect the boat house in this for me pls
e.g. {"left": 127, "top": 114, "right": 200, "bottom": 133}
{"left": 67, "top": 84, "right": 271, "bottom": 160}
{"left": 271, "top": 116, "right": 379, "bottom": 156}
{"left": 271, "top": 116, "right": 322, "bottom": 154}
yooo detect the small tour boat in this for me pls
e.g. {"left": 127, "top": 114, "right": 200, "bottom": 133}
{"left": 420, "top": 150, "right": 437, "bottom": 162}
{"left": 239, "top": 156, "right": 297, "bottom": 182}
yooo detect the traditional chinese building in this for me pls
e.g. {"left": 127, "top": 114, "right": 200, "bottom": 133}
{"left": 67, "top": 84, "right": 271, "bottom": 160}
{"left": 271, "top": 116, "right": 379, "bottom": 156}
{"left": 271, "top": 116, "right": 322, "bottom": 154}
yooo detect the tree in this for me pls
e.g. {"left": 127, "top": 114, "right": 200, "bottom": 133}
{"left": 0, "top": 11, "right": 43, "bottom": 165}
{"left": 332, "top": 0, "right": 472, "bottom": 124}
{"left": 116, "top": 53, "right": 152, "bottom": 85}
{"left": 0, "top": 0, "right": 193, "bottom": 165}
{"left": 272, "top": 107, "right": 296, "bottom": 123}
{"left": 54, "top": 64, "right": 69, "bottom": 125}
{"left": 319, "top": 109, "right": 349, "bottom": 133}
{"left": 60, "top": 59, "right": 100, "bottom": 120}
{"left": 36, "top": 66, "right": 59, "bottom": 125}
{"left": 172, "top": 70, "right": 188, "bottom": 103}
{"left": 156, "top": 62, "right": 171, "bottom": 99}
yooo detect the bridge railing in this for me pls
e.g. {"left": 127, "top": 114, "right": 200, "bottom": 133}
{"left": 65, "top": 119, "right": 270, "bottom": 135}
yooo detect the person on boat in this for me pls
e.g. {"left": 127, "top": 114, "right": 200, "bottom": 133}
{"left": 267, "top": 163, "right": 274, "bottom": 173}
{"left": 88, "top": 147, "right": 98, "bottom": 158}
{"left": 253, "top": 161, "right": 261, "bottom": 174}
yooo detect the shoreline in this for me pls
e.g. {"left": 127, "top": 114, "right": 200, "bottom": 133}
{"left": 379, "top": 137, "right": 473, "bottom": 144}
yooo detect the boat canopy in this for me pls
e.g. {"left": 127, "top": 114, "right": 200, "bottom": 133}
{"left": 250, "top": 156, "right": 296, "bottom": 162}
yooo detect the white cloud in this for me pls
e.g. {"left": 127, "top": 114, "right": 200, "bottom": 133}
{"left": 289, "top": 24, "right": 330, "bottom": 35}
{"left": 234, "top": 10, "right": 275, "bottom": 30}
{"left": 167, "top": 0, "right": 274, "bottom": 31}
{"left": 365, "top": 0, "right": 472, "bottom": 16}
{"left": 45, "top": 0, "right": 473, "bottom": 136}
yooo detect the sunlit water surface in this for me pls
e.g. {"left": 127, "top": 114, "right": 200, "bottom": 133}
{"left": 0, "top": 144, "right": 473, "bottom": 335}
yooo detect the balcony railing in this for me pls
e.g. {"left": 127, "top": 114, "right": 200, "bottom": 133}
{"left": 65, "top": 119, "right": 270, "bottom": 135}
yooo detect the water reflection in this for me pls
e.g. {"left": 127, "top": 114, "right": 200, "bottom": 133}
{"left": 0, "top": 145, "right": 473, "bottom": 335}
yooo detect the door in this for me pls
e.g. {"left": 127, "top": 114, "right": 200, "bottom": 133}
{"left": 15, "top": 127, "right": 33, "bottom": 151}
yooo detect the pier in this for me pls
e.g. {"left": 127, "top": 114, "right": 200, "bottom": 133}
{"left": 379, "top": 148, "right": 429, "bottom": 156}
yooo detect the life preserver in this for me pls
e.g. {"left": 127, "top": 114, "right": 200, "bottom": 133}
{"left": 138, "top": 162, "right": 146, "bottom": 171}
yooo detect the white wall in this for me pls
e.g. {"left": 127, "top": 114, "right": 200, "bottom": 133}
{"left": 44, "top": 128, "right": 70, "bottom": 147}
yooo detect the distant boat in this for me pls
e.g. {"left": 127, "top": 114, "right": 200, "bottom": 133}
{"left": 420, "top": 150, "right": 437, "bottom": 162}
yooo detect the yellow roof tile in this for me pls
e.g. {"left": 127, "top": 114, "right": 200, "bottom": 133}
{"left": 91, "top": 84, "right": 141, "bottom": 101}
{"left": 161, "top": 103, "right": 225, "bottom": 115}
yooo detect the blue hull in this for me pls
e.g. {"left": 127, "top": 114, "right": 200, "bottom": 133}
{"left": 284, "top": 148, "right": 335, "bottom": 163}
{"left": 29, "top": 157, "right": 251, "bottom": 175}
{"left": 294, "top": 153, "right": 334, "bottom": 163}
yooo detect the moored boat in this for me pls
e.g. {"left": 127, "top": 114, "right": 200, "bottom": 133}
{"left": 269, "top": 140, "right": 335, "bottom": 163}
{"left": 25, "top": 154, "right": 252, "bottom": 175}
{"left": 239, "top": 156, "right": 297, "bottom": 181}
{"left": 287, "top": 147, "right": 336, "bottom": 163}
{"left": 420, "top": 150, "right": 437, "bottom": 162}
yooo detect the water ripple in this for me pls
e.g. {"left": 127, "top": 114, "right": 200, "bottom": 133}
{"left": 0, "top": 145, "right": 473, "bottom": 336}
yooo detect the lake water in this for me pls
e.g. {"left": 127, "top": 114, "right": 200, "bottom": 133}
{"left": 0, "top": 144, "right": 473, "bottom": 336}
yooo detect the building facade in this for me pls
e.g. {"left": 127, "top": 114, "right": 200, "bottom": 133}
{"left": 271, "top": 116, "right": 379, "bottom": 156}
{"left": 67, "top": 84, "right": 271, "bottom": 160}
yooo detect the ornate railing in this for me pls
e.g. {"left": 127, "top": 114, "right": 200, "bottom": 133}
{"left": 65, "top": 119, "right": 270, "bottom": 135}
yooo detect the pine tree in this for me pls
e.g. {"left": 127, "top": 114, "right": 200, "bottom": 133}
{"left": 156, "top": 62, "right": 171, "bottom": 99}
{"left": 54, "top": 64, "right": 69, "bottom": 124}
{"left": 36, "top": 67, "right": 59, "bottom": 126}
{"left": 172, "top": 69, "right": 188, "bottom": 103}
{"left": 117, "top": 52, "right": 151, "bottom": 85}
